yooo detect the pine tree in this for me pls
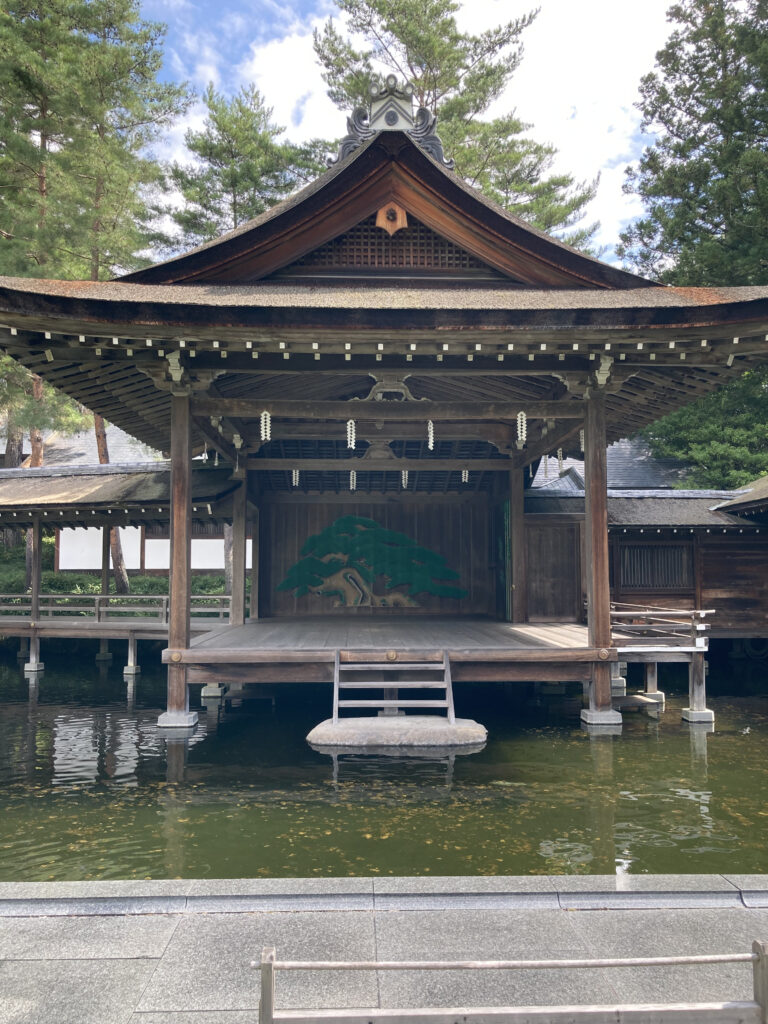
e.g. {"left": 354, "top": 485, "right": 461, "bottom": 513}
{"left": 313, "top": 0, "right": 598, "bottom": 246}
{"left": 168, "top": 84, "right": 329, "bottom": 247}
{"left": 619, "top": 1, "right": 768, "bottom": 487}
{"left": 617, "top": 0, "right": 768, "bottom": 284}
{"left": 0, "top": 0, "right": 190, "bottom": 278}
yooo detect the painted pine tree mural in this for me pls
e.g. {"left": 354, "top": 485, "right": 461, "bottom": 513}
{"left": 278, "top": 516, "right": 466, "bottom": 607}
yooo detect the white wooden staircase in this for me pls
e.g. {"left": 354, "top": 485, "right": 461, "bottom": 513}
{"left": 332, "top": 651, "right": 455, "bottom": 724}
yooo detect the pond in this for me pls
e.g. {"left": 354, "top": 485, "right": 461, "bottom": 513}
{"left": 1, "top": 642, "right": 768, "bottom": 880}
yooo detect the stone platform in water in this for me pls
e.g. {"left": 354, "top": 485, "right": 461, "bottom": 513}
{"left": 307, "top": 714, "right": 487, "bottom": 748}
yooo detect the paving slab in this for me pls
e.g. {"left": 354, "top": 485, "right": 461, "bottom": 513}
{"left": 185, "top": 877, "right": 374, "bottom": 896}
{"left": 373, "top": 875, "right": 558, "bottom": 893}
{"left": 0, "top": 880, "right": 192, "bottom": 900}
{"left": 130, "top": 1015, "right": 255, "bottom": 1024}
{"left": 373, "top": 908, "right": 617, "bottom": 1007}
{"left": 0, "top": 959, "right": 156, "bottom": 1024}
{"left": 553, "top": 873, "right": 739, "bottom": 892}
{"left": 0, "top": 914, "right": 180, "bottom": 960}
{"left": 567, "top": 907, "right": 760, "bottom": 1003}
{"left": 136, "top": 910, "right": 377, "bottom": 1013}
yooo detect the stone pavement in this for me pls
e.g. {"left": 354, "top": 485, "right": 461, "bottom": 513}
{"left": 2, "top": 874, "right": 768, "bottom": 1022}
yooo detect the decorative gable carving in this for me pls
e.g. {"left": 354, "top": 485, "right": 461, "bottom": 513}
{"left": 270, "top": 213, "right": 510, "bottom": 281}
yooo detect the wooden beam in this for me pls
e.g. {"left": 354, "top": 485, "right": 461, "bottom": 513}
{"left": 514, "top": 421, "right": 584, "bottom": 468}
{"left": 192, "top": 397, "right": 585, "bottom": 421}
{"left": 510, "top": 467, "right": 527, "bottom": 623}
{"left": 248, "top": 457, "right": 512, "bottom": 472}
{"left": 584, "top": 389, "right": 612, "bottom": 712}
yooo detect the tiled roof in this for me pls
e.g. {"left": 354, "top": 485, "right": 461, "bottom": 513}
{"left": 531, "top": 437, "right": 690, "bottom": 490}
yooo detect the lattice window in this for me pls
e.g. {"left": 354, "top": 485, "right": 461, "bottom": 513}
{"left": 287, "top": 214, "right": 496, "bottom": 273}
{"left": 619, "top": 543, "right": 693, "bottom": 590}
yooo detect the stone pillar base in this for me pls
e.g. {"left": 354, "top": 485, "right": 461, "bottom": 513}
{"left": 201, "top": 683, "right": 226, "bottom": 697}
{"left": 124, "top": 665, "right": 140, "bottom": 678}
{"left": 158, "top": 709, "right": 198, "bottom": 729}
{"left": 610, "top": 677, "right": 627, "bottom": 696}
{"left": 24, "top": 662, "right": 44, "bottom": 673}
{"left": 682, "top": 707, "right": 715, "bottom": 723}
{"left": 644, "top": 691, "right": 666, "bottom": 704}
{"left": 581, "top": 707, "right": 622, "bottom": 726}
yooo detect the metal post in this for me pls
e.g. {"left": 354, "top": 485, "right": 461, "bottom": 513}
{"left": 259, "top": 947, "right": 276, "bottom": 1024}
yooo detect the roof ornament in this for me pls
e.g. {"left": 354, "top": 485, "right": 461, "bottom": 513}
{"left": 329, "top": 74, "right": 454, "bottom": 169}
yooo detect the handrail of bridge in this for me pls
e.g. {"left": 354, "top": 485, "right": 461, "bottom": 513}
{"left": 0, "top": 593, "right": 231, "bottom": 622}
{"left": 610, "top": 602, "right": 714, "bottom": 649}
{"left": 254, "top": 941, "right": 768, "bottom": 1023}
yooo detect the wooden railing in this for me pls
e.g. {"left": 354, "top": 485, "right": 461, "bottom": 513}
{"left": 255, "top": 942, "right": 768, "bottom": 1023}
{"left": 0, "top": 593, "right": 232, "bottom": 622}
{"left": 610, "top": 602, "right": 714, "bottom": 650}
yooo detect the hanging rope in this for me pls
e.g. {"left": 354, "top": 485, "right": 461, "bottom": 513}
{"left": 401, "top": 469, "right": 408, "bottom": 489}
{"left": 427, "top": 420, "right": 435, "bottom": 451}
{"left": 346, "top": 418, "right": 356, "bottom": 450}
{"left": 544, "top": 454, "right": 549, "bottom": 478}
{"left": 349, "top": 469, "right": 357, "bottom": 492}
{"left": 214, "top": 451, "right": 219, "bottom": 467}
{"left": 292, "top": 469, "right": 299, "bottom": 488}
{"left": 461, "top": 468, "right": 469, "bottom": 484}
{"left": 580, "top": 428, "right": 585, "bottom": 452}
{"left": 557, "top": 448, "right": 564, "bottom": 474}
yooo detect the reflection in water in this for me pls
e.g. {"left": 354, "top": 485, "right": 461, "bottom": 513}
{"left": 1, "top": 652, "right": 768, "bottom": 880}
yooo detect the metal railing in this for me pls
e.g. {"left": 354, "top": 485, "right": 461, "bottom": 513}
{"left": 610, "top": 602, "right": 714, "bottom": 650}
{"left": 255, "top": 942, "right": 768, "bottom": 1023}
{"left": 0, "top": 593, "right": 232, "bottom": 622}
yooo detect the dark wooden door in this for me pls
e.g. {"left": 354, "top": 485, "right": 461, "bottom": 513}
{"left": 526, "top": 521, "right": 581, "bottom": 621}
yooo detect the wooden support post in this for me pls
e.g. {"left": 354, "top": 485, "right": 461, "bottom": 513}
{"left": 259, "top": 947, "right": 276, "bottom": 1024}
{"left": 24, "top": 518, "right": 44, "bottom": 673}
{"left": 124, "top": 633, "right": 140, "bottom": 679}
{"left": 644, "top": 662, "right": 666, "bottom": 705}
{"left": 230, "top": 479, "right": 247, "bottom": 627}
{"left": 753, "top": 940, "right": 768, "bottom": 1024}
{"left": 683, "top": 651, "right": 714, "bottom": 723}
{"left": 510, "top": 467, "right": 526, "bottom": 623}
{"left": 95, "top": 527, "right": 112, "bottom": 662}
{"left": 581, "top": 391, "right": 620, "bottom": 727}
{"left": 249, "top": 509, "right": 259, "bottom": 620}
{"left": 159, "top": 392, "right": 197, "bottom": 729}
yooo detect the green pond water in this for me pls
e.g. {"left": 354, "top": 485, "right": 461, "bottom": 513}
{"left": 1, "top": 642, "right": 768, "bottom": 880}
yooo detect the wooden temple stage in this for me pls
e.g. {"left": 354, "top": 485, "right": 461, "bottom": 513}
{"left": 1, "top": 78, "right": 763, "bottom": 732}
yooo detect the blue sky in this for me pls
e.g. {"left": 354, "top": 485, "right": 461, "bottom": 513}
{"left": 142, "top": 0, "right": 674, "bottom": 260}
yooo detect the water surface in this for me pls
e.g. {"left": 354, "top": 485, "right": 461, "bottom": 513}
{"left": 1, "top": 646, "right": 767, "bottom": 879}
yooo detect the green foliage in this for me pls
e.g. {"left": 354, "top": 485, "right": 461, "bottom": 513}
{"left": 0, "top": 354, "right": 90, "bottom": 437}
{"left": 278, "top": 515, "right": 466, "bottom": 605}
{"left": 0, "top": 0, "right": 190, "bottom": 279}
{"left": 168, "top": 84, "right": 329, "bottom": 248}
{"left": 642, "top": 366, "right": 768, "bottom": 488}
{"left": 618, "top": 0, "right": 768, "bottom": 285}
{"left": 313, "top": 0, "right": 598, "bottom": 245}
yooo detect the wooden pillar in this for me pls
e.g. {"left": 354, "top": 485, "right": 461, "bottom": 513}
{"left": 683, "top": 652, "right": 714, "bottom": 723}
{"left": 581, "top": 391, "right": 619, "bottom": 725}
{"left": 159, "top": 392, "right": 197, "bottom": 728}
{"left": 510, "top": 467, "right": 527, "bottom": 623}
{"left": 230, "top": 479, "right": 247, "bottom": 627}
{"left": 96, "top": 526, "right": 112, "bottom": 662}
{"left": 249, "top": 508, "right": 259, "bottom": 620}
{"left": 25, "top": 518, "right": 43, "bottom": 673}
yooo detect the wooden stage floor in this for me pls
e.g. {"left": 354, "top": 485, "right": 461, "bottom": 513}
{"left": 178, "top": 617, "right": 607, "bottom": 685}
{"left": 190, "top": 616, "right": 590, "bottom": 653}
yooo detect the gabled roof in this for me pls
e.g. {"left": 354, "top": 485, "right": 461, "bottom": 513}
{"left": 121, "top": 133, "right": 653, "bottom": 290}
